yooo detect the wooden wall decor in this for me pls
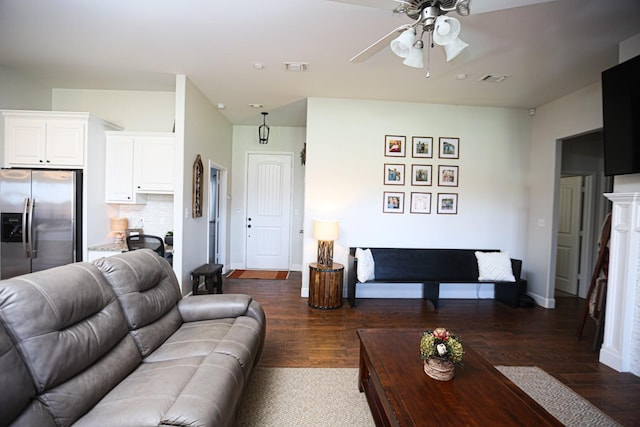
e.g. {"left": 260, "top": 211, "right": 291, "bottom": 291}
{"left": 192, "top": 154, "right": 203, "bottom": 218}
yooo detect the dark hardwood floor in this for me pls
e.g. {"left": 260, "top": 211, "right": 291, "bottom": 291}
{"left": 225, "top": 272, "right": 640, "bottom": 426}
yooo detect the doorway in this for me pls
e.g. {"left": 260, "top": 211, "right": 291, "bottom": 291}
{"left": 555, "top": 131, "right": 611, "bottom": 299}
{"left": 245, "top": 153, "right": 293, "bottom": 270}
{"left": 208, "top": 163, "right": 227, "bottom": 268}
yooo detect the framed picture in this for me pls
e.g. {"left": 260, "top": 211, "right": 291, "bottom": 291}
{"left": 383, "top": 191, "right": 405, "bottom": 213}
{"left": 437, "top": 193, "right": 458, "bottom": 214}
{"left": 410, "top": 192, "right": 432, "bottom": 214}
{"left": 439, "top": 137, "right": 460, "bottom": 159}
{"left": 438, "top": 165, "right": 459, "bottom": 187}
{"left": 412, "top": 136, "right": 433, "bottom": 158}
{"left": 384, "top": 163, "right": 405, "bottom": 185}
{"left": 411, "top": 164, "right": 432, "bottom": 186}
{"left": 385, "top": 135, "right": 406, "bottom": 157}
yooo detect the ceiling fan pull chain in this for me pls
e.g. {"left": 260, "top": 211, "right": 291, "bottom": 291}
{"left": 425, "top": 29, "right": 432, "bottom": 78}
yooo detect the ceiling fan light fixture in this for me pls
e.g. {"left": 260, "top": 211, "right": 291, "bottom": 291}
{"left": 443, "top": 37, "right": 469, "bottom": 61}
{"left": 390, "top": 27, "right": 416, "bottom": 58}
{"left": 433, "top": 16, "right": 461, "bottom": 46}
{"left": 402, "top": 40, "right": 424, "bottom": 68}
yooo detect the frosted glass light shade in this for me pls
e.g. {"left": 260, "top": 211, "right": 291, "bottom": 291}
{"left": 390, "top": 28, "right": 416, "bottom": 59}
{"left": 433, "top": 16, "right": 461, "bottom": 46}
{"left": 443, "top": 37, "right": 469, "bottom": 61}
{"left": 403, "top": 41, "right": 424, "bottom": 68}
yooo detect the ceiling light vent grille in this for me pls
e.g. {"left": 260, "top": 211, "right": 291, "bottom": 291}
{"left": 283, "top": 62, "right": 309, "bottom": 72}
{"left": 479, "top": 74, "right": 510, "bottom": 83}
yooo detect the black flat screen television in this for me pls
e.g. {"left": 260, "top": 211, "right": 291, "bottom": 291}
{"left": 602, "top": 54, "right": 640, "bottom": 176}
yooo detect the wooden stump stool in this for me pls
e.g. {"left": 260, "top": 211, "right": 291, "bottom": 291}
{"left": 308, "top": 262, "right": 344, "bottom": 309}
{"left": 191, "top": 263, "right": 223, "bottom": 295}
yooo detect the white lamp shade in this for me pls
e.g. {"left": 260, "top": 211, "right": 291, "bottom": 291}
{"left": 433, "top": 16, "right": 461, "bottom": 46}
{"left": 110, "top": 217, "right": 128, "bottom": 233}
{"left": 403, "top": 43, "right": 424, "bottom": 68}
{"left": 313, "top": 219, "right": 339, "bottom": 241}
{"left": 390, "top": 28, "right": 416, "bottom": 59}
{"left": 443, "top": 37, "right": 469, "bottom": 61}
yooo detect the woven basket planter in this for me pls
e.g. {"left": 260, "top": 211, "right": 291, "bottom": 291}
{"left": 423, "top": 357, "right": 455, "bottom": 381}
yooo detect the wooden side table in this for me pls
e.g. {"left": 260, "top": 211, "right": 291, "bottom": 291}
{"left": 191, "top": 263, "right": 223, "bottom": 295}
{"left": 308, "top": 262, "right": 344, "bottom": 309}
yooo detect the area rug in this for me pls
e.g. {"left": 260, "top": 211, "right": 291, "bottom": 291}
{"left": 234, "top": 367, "right": 620, "bottom": 427}
{"left": 227, "top": 269, "right": 289, "bottom": 280}
{"left": 495, "top": 366, "right": 621, "bottom": 427}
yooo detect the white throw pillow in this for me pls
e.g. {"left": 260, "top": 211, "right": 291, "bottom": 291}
{"left": 475, "top": 251, "right": 516, "bottom": 281}
{"left": 355, "top": 248, "right": 375, "bottom": 283}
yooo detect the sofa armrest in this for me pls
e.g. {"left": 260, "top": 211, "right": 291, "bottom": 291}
{"left": 347, "top": 252, "right": 358, "bottom": 307}
{"left": 177, "top": 294, "right": 263, "bottom": 323}
{"left": 510, "top": 258, "right": 523, "bottom": 283}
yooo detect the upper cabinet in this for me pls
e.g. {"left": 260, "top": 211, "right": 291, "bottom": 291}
{"left": 2, "top": 110, "right": 88, "bottom": 168}
{"left": 134, "top": 135, "right": 176, "bottom": 193}
{"left": 105, "top": 131, "right": 176, "bottom": 204}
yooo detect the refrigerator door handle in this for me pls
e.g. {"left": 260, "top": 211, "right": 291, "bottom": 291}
{"left": 27, "top": 198, "right": 35, "bottom": 259}
{"left": 22, "top": 197, "right": 30, "bottom": 258}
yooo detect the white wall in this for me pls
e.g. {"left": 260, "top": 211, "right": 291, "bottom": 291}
{"left": 118, "top": 194, "right": 174, "bottom": 238}
{"left": 174, "top": 75, "right": 233, "bottom": 295}
{"left": 0, "top": 66, "right": 51, "bottom": 110}
{"left": 52, "top": 88, "right": 175, "bottom": 131}
{"left": 304, "top": 97, "right": 531, "bottom": 298}
{"left": 526, "top": 83, "right": 603, "bottom": 308}
{"left": 229, "top": 125, "right": 306, "bottom": 271}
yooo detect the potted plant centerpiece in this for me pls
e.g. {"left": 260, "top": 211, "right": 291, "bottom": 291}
{"left": 420, "top": 327, "right": 464, "bottom": 381}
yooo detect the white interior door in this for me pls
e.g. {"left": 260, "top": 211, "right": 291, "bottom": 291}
{"left": 246, "top": 153, "right": 292, "bottom": 270}
{"left": 555, "top": 176, "right": 583, "bottom": 295}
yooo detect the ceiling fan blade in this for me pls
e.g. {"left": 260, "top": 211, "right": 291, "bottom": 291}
{"left": 349, "top": 24, "right": 412, "bottom": 63}
{"left": 326, "top": 0, "right": 408, "bottom": 10}
{"left": 470, "top": 0, "right": 557, "bottom": 14}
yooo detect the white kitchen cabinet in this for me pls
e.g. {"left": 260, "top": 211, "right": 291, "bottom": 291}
{"left": 105, "top": 131, "right": 175, "bottom": 204}
{"left": 2, "top": 111, "right": 86, "bottom": 168}
{"left": 134, "top": 135, "right": 175, "bottom": 193}
{"left": 105, "top": 134, "right": 140, "bottom": 204}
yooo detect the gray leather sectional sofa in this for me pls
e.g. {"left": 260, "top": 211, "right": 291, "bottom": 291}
{"left": 0, "top": 249, "right": 266, "bottom": 426}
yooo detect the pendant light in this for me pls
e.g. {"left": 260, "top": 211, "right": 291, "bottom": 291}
{"left": 258, "top": 112, "right": 270, "bottom": 144}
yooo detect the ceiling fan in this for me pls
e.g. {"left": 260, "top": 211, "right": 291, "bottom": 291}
{"left": 333, "top": 0, "right": 556, "bottom": 74}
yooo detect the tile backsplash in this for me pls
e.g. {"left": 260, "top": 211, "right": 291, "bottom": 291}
{"left": 118, "top": 194, "right": 174, "bottom": 239}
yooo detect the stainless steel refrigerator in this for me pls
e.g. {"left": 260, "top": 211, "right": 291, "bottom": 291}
{"left": 0, "top": 169, "right": 82, "bottom": 280}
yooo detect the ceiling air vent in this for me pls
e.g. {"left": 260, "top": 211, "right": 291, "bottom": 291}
{"left": 479, "top": 74, "right": 510, "bottom": 83}
{"left": 283, "top": 62, "right": 309, "bottom": 72}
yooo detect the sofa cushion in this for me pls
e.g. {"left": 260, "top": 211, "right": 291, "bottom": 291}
{"left": 0, "top": 262, "right": 139, "bottom": 425}
{"left": 74, "top": 353, "right": 244, "bottom": 427}
{"left": 0, "top": 322, "right": 36, "bottom": 423}
{"left": 475, "top": 251, "right": 516, "bottom": 281}
{"left": 93, "top": 249, "right": 183, "bottom": 357}
{"left": 370, "top": 248, "right": 487, "bottom": 282}
{"left": 355, "top": 248, "right": 375, "bottom": 282}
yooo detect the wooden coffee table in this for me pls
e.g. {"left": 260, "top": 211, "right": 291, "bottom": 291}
{"left": 357, "top": 329, "right": 562, "bottom": 426}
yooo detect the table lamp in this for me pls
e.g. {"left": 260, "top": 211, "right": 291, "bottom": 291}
{"left": 313, "top": 219, "right": 339, "bottom": 266}
{"left": 111, "top": 217, "right": 128, "bottom": 244}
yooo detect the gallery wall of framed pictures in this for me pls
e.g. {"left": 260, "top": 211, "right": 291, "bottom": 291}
{"left": 382, "top": 134, "right": 460, "bottom": 215}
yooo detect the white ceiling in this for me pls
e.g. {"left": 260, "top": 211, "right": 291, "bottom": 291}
{"left": 1, "top": 0, "right": 639, "bottom": 127}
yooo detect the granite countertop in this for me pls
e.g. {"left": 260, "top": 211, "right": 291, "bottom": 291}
{"left": 88, "top": 242, "right": 173, "bottom": 253}
{"left": 88, "top": 243, "right": 129, "bottom": 252}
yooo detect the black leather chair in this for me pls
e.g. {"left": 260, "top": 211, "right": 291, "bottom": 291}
{"left": 126, "top": 234, "right": 165, "bottom": 258}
